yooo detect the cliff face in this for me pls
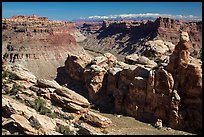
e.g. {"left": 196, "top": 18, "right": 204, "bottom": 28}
{"left": 62, "top": 50, "right": 202, "bottom": 134}
{"left": 2, "top": 15, "right": 86, "bottom": 79}
{"left": 80, "top": 17, "right": 202, "bottom": 59}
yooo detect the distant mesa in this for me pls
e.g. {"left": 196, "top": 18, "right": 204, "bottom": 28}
{"left": 11, "top": 14, "right": 48, "bottom": 21}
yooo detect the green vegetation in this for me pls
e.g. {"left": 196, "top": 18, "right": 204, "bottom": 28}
{"left": 74, "top": 119, "right": 84, "bottom": 128}
{"left": 2, "top": 70, "right": 18, "bottom": 80}
{"left": 29, "top": 117, "right": 41, "bottom": 130}
{"left": 55, "top": 125, "right": 74, "bottom": 135}
{"left": 25, "top": 97, "right": 56, "bottom": 118}
{"left": 66, "top": 114, "right": 75, "bottom": 120}
{"left": 11, "top": 83, "right": 22, "bottom": 93}
{"left": 2, "top": 71, "right": 9, "bottom": 78}
{"left": 3, "top": 83, "right": 22, "bottom": 95}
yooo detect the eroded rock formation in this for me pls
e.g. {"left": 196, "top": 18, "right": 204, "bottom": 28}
{"left": 2, "top": 64, "right": 112, "bottom": 135}
{"left": 63, "top": 32, "right": 202, "bottom": 133}
{"left": 2, "top": 15, "right": 86, "bottom": 79}
{"left": 80, "top": 17, "right": 202, "bottom": 60}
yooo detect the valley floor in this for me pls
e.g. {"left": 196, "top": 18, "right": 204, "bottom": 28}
{"left": 91, "top": 109, "right": 194, "bottom": 135}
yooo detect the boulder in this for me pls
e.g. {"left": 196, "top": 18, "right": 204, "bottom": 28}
{"left": 83, "top": 111, "right": 112, "bottom": 128}
{"left": 125, "top": 54, "right": 157, "bottom": 67}
{"left": 77, "top": 122, "right": 105, "bottom": 135}
{"left": 54, "top": 87, "right": 90, "bottom": 107}
{"left": 50, "top": 93, "right": 89, "bottom": 113}
{"left": 37, "top": 79, "right": 61, "bottom": 89}
{"left": 144, "top": 39, "right": 170, "bottom": 56}
{"left": 11, "top": 114, "right": 37, "bottom": 135}
{"left": 154, "top": 119, "right": 162, "bottom": 129}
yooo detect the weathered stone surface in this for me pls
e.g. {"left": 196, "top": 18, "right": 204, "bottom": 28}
{"left": 32, "top": 114, "right": 56, "bottom": 131}
{"left": 91, "top": 56, "right": 108, "bottom": 66}
{"left": 37, "top": 79, "right": 61, "bottom": 89}
{"left": 84, "top": 65, "right": 107, "bottom": 102}
{"left": 2, "top": 95, "right": 58, "bottom": 135}
{"left": 154, "top": 67, "right": 174, "bottom": 95}
{"left": 64, "top": 53, "right": 92, "bottom": 81}
{"left": 3, "top": 64, "right": 37, "bottom": 83}
{"left": 11, "top": 114, "right": 37, "bottom": 135}
{"left": 50, "top": 93, "right": 89, "bottom": 113}
{"left": 125, "top": 54, "right": 157, "bottom": 67}
{"left": 83, "top": 111, "right": 112, "bottom": 128}
{"left": 108, "top": 67, "right": 123, "bottom": 76}
{"left": 104, "top": 52, "right": 118, "bottom": 64}
{"left": 2, "top": 95, "right": 36, "bottom": 118}
{"left": 55, "top": 87, "right": 90, "bottom": 107}
{"left": 144, "top": 39, "right": 171, "bottom": 56}
{"left": 77, "top": 122, "right": 105, "bottom": 135}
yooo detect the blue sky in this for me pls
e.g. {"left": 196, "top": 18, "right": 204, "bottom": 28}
{"left": 2, "top": 2, "right": 202, "bottom": 21}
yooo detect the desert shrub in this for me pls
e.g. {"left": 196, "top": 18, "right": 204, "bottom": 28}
{"left": 66, "top": 114, "right": 75, "bottom": 120}
{"left": 2, "top": 70, "right": 18, "bottom": 80}
{"left": 8, "top": 72, "right": 18, "bottom": 80}
{"left": 46, "top": 112, "right": 57, "bottom": 119}
{"left": 11, "top": 83, "right": 22, "bottom": 92}
{"left": 56, "top": 125, "right": 74, "bottom": 135}
{"left": 25, "top": 97, "right": 56, "bottom": 118}
{"left": 2, "top": 71, "right": 9, "bottom": 78}
{"left": 4, "top": 83, "right": 21, "bottom": 95}
{"left": 74, "top": 119, "right": 84, "bottom": 128}
{"left": 29, "top": 116, "right": 41, "bottom": 130}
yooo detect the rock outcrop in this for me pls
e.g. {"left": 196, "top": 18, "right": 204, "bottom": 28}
{"left": 63, "top": 33, "right": 202, "bottom": 133}
{"left": 166, "top": 32, "right": 202, "bottom": 132}
{"left": 80, "top": 17, "right": 202, "bottom": 60}
{"left": 2, "top": 64, "right": 112, "bottom": 135}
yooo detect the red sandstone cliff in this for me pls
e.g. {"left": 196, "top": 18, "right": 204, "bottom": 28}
{"left": 2, "top": 15, "right": 86, "bottom": 79}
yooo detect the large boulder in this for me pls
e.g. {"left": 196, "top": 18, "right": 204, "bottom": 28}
{"left": 37, "top": 79, "right": 61, "bottom": 89}
{"left": 11, "top": 114, "right": 37, "bottom": 135}
{"left": 125, "top": 54, "right": 157, "bottom": 67}
{"left": 144, "top": 39, "right": 174, "bottom": 56}
{"left": 82, "top": 111, "right": 112, "bottom": 128}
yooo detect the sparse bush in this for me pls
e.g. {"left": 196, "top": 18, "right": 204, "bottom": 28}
{"left": 2, "top": 71, "right": 9, "bottom": 78}
{"left": 25, "top": 97, "right": 56, "bottom": 118}
{"left": 46, "top": 112, "right": 57, "bottom": 118}
{"left": 3, "top": 83, "right": 21, "bottom": 95}
{"left": 8, "top": 72, "right": 18, "bottom": 80}
{"left": 66, "top": 114, "right": 75, "bottom": 120}
{"left": 75, "top": 119, "right": 84, "bottom": 128}
{"left": 29, "top": 116, "right": 41, "bottom": 130}
{"left": 56, "top": 125, "right": 74, "bottom": 135}
{"left": 12, "top": 132, "right": 20, "bottom": 135}
{"left": 11, "top": 83, "right": 22, "bottom": 93}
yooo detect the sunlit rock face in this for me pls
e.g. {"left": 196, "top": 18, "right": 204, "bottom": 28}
{"left": 2, "top": 15, "right": 87, "bottom": 79}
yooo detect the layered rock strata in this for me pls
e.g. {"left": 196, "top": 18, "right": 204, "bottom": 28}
{"left": 64, "top": 47, "right": 202, "bottom": 133}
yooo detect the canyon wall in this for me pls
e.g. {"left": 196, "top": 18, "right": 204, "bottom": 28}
{"left": 62, "top": 50, "right": 202, "bottom": 133}
{"left": 2, "top": 15, "right": 86, "bottom": 79}
{"left": 80, "top": 17, "right": 202, "bottom": 59}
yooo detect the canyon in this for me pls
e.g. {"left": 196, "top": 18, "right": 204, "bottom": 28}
{"left": 2, "top": 15, "right": 86, "bottom": 79}
{"left": 2, "top": 15, "right": 202, "bottom": 135}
